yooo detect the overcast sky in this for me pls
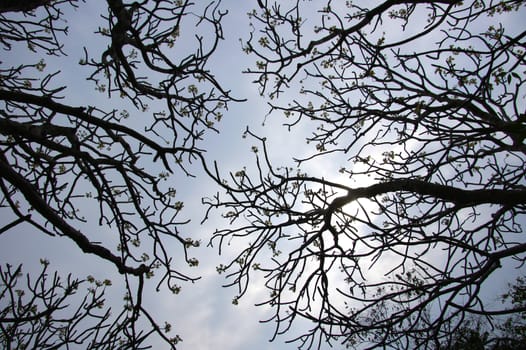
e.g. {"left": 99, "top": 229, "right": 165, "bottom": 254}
{"left": 2, "top": 1, "right": 526, "bottom": 350}
{"left": 0, "top": 1, "right": 306, "bottom": 349}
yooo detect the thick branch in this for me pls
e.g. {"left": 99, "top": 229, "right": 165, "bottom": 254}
{"left": 0, "top": 154, "right": 148, "bottom": 276}
{"left": 334, "top": 179, "right": 526, "bottom": 209}
{"left": 0, "top": 88, "right": 185, "bottom": 169}
{"left": 0, "top": 0, "right": 53, "bottom": 13}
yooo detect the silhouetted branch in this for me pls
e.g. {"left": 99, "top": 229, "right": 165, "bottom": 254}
{"left": 206, "top": 1, "right": 526, "bottom": 348}
{"left": 1, "top": 0, "right": 238, "bottom": 348}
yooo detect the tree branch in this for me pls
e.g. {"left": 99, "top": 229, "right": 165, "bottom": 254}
{"left": 336, "top": 179, "right": 526, "bottom": 209}
{"left": 0, "top": 154, "right": 148, "bottom": 276}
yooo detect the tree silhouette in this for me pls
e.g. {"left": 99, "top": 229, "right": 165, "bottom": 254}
{"left": 1, "top": 0, "right": 238, "bottom": 348}
{"left": 205, "top": 1, "right": 526, "bottom": 349}
{"left": 437, "top": 276, "right": 526, "bottom": 349}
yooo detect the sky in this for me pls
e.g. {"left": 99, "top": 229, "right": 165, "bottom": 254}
{"left": 1, "top": 1, "right": 526, "bottom": 350}
{"left": 0, "top": 1, "right": 304, "bottom": 349}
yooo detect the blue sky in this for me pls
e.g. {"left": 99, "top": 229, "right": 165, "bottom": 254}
{"left": 0, "top": 1, "right": 304, "bottom": 349}
{"left": 1, "top": 1, "right": 526, "bottom": 350}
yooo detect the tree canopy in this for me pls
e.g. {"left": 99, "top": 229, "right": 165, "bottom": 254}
{"left": 1, "top": 0, "right": 526, "bottom": 349}
{"left": 441, "top": 276, "right": 526, "bottom": 349}
{"left": 1, "top": 0, "right": 239, "bottom": 348}
{"left": 205, "top": 0, "right": 526, "bottom": 349}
